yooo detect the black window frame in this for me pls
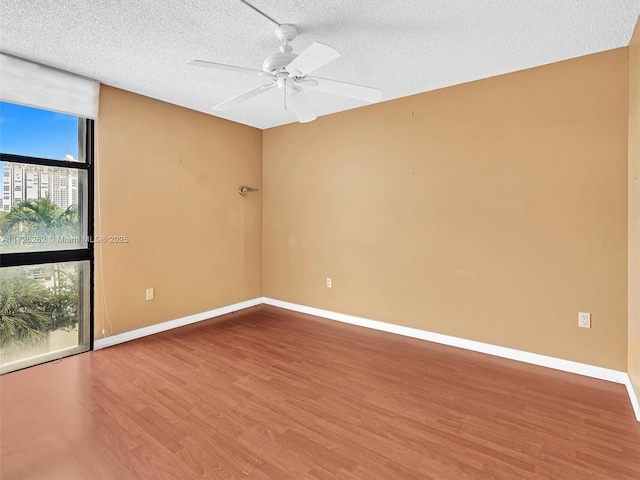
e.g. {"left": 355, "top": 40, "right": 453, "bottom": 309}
{"left": 0, "top": 119, "right": 95, "bottom": 352}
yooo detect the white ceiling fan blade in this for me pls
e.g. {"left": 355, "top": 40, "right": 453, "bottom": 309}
{"left": 285, "top": 42, "right": 340, "bottom": 77}
{"left": 303, "top": 77, "right": 382, "bottom": 103}
{"left": 288, "top": 88, "right": 317, "bottom": 123}
{"left": 212, "top": 83, "right": 274, "bottom": 111}
{"left": 188, "top": 60, "right": 265, "bottom": 76}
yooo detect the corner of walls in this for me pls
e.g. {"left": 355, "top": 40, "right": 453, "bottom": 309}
{"left": 94, "top": 85, "right": 263, "bottom": 338}
{"left": 628, "top": 13, "right": 640, "bottom": 416}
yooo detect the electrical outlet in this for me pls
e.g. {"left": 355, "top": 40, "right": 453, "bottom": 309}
{"left": 146, "top": 288, "right": 154, "bottom": 301}
{"left": 578, "top": 312, "right": 591, "bottom": 328}
{"left": 326, "top": 278, "right": 332, "bottom": 288}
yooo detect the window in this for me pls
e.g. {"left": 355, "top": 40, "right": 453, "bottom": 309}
{"left": 0, "top": 101, "right": 94, "bottom": 374}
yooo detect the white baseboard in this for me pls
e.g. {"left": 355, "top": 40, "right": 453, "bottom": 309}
{"left": 93, "top": 297, "right": 262, "bottom": 350}
{"left": 90, "top": 295, "right": 640, "bottom": 422}
{"left": 262, "top": 297, "right": 640, "bottom": 421}
{"left": 623, "top": 376, "right": 640, "bottom": 421}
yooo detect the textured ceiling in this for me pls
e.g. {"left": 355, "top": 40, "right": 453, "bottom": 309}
{"left": 1, "top": 0, "right": 639, "bottom": 129}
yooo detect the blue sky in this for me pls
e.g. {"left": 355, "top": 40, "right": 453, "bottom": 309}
{"left": 0, "top": 101, "right": 79, "bottom": 161}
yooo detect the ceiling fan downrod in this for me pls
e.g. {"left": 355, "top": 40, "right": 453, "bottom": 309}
{"left": 263, "top": 25, "right": 299, "bottom": 74}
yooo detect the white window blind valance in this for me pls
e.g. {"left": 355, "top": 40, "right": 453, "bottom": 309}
{"left": 0, "top": 53, "right": 99, "bottom": 119}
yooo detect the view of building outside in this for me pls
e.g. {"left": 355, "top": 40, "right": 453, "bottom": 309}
{"left": 0, "top": 160, "right": 87, "bottom": 254}
{"left": 1, "top": 155, "right": 79, "bottom": 212}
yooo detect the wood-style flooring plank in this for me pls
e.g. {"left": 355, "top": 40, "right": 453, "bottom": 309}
{"left": 1, "top": 305, "right": 639, "bottom": 479}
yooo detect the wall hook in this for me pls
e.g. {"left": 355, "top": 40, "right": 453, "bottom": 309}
{"left": 239, "top": 186, "right": 260, "bottom": 196}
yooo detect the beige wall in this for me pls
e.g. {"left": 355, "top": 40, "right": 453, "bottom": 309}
{"left": 95, "top": 47, "right": 631, "bottom": 372}
{"left": 629, "top": 18, "right": 640, "bottom": 398}
{"left": 263, "top": 49, "right": 629, "bottom": 370}
{"left": 95, "top": 86, "right": 262, "bottom": 337}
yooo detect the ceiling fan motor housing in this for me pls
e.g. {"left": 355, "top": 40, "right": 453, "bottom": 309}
{"left": 263, "top": 51, "right": 297, "bottom": 73}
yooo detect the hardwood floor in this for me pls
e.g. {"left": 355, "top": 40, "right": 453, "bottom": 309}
{"left": 1, "top": 305, "right": 639, "bottom": 479}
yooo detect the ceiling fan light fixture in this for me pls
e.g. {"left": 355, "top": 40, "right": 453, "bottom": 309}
{"left": 276, "top": 76, "right": 287, "bottom": 89}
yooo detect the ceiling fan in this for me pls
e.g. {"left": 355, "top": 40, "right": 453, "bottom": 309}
{"left": 188, "top": 24, "right": 382, "bottom": 123}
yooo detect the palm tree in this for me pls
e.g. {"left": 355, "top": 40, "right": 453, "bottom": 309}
{"left": 1, "top": 196, "right": 78, "bottom": 240}
{"left": 1, "top": 197, "right": 79, "bottom": 293}
{"left": 0, "top": 198, "right": 80, "bottom": 349}
{"left": 0, "top": 269, "right": 51, "bottom": 347}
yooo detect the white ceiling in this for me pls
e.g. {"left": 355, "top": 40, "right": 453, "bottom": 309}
{"left": 1, "top": 1, "right": 639, "bottom": 129}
